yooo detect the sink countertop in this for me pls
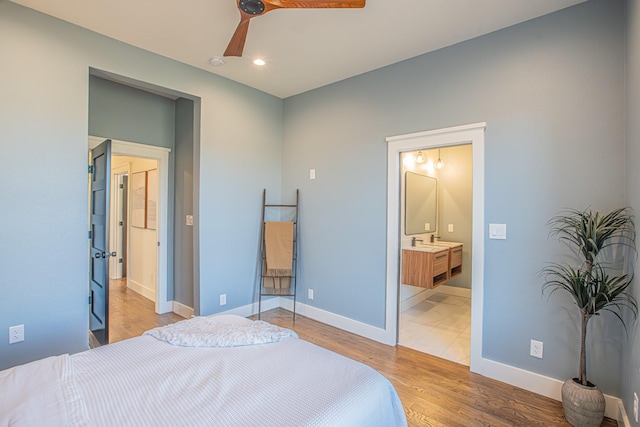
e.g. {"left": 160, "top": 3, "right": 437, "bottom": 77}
{"left": 428, "top": 241, "right": 462, "bottom": 248}
{"left": 403, "top": 244, "right": 449, "bottom": 253}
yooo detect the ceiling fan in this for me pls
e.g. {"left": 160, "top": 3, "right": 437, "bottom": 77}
{"left": 224, "top": 0, "right": 366, "bottom": 57}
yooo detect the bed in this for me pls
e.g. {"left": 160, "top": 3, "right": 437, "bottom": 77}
{"left": 0, "top": 314, "right": 407, "bottom": 427}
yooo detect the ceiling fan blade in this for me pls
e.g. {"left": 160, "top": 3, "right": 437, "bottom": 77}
{"left": 265, "top": 0, "right": 365, "bottom": 9}
{"left": 224, "top": 13, "right": 253, "bottom": 57}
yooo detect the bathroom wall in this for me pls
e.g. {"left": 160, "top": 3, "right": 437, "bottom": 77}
{"left": 436, "top": 145, "right": 472, "bottom": 289}
{"left": 399, "top": 145, "right": 472, "bottom": 303}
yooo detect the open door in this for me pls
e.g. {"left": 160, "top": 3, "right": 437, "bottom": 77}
{"left": 89, "top": 139, "right": 113, "bottom": 345}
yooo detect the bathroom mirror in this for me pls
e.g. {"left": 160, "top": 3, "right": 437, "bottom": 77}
{"left": 405, "top": 172, "right": 437, "bottom": 235}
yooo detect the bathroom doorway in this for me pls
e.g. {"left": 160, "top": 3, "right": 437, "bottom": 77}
{"left": 384, "top": 122, "right": 486, "bottom": 373}
{"left": 398, "top": 146, "right": 473, "bottom": 365}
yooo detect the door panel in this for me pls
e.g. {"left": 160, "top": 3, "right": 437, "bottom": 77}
{"left": 89, "top": 139, "right": 111, "bottom": 345}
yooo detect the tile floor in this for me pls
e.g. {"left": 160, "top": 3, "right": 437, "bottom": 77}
{"left": 399, "top": 290, "right": 471, "bottom": 366}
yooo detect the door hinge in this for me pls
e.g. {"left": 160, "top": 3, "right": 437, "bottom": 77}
{"left": 119, "top": 221, "right": 124, "bottom": 226}
{"left": 88, "top": 165, "right": 93, "bottom": 174}
{"left": 88, "top": 295, "right": 92, "bottom": 305}
{"left": 157, "top": 241, "right": 160, "bottom": 247}
{"left": 118, "top": 258, "right": 123, "bottom": 264}
{"left": 88, "top": 230, "right": 92, "bottom": 239}
{"left": 119, "top": 183, "right": 124, "bottom": 189}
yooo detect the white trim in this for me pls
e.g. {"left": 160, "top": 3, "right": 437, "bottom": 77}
{"left": 126, "top": 279, "right": 155, "bottom": 301}
{"left": 219, "top": 297, "right": 280, "bottom": 318}
{"left": 384, "top": 123, "right": 486, "bottom": 362}
{"left": 279, "top": 299, "right": 389, "bottom": 342}
{"left": 480, "top": 357, "right": 623, "bottom": 420}
{"left": 617, "top": 399, "right": 631, "bottom": 427}
{"left": 400, "top": 284, "right": 470, "bottom": 311}
{"left": 172, "top": 301, "right": 194, "bottom": 318}
{"left": 90, "top": 136, "right": 172, "bottom": 314}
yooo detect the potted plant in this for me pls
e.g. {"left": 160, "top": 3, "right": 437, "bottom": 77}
{"left": 541, "top": 208, "right": 638, "bottom": 427}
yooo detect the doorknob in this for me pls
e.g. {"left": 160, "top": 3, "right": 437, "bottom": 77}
{"left": 94, "top": 252, "right": 116, "bottom": 259}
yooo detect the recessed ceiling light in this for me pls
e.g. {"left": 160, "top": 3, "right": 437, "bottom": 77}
{"left": 252, "top": 58, "right": 266, "bottom": 66}
{"left": 209, "top": 56, "right": 225, "bottom": 66}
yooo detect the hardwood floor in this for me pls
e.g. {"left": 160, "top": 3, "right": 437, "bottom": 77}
{"left": 253, "top": 308, "right": 617, "bottom": 427}
{"left": 108, "top": 278, "right": 185, "bottom": 343}
{"left": 108, "top": 298, "right": 616, "bottom": 427}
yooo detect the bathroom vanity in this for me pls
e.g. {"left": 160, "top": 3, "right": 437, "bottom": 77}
{"left": 401, "top": 242, "right": 463, "bottom": 289}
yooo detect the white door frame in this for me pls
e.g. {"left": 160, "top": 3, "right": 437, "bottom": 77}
{"left": 89, "top": 136, "right": 172, "bottom": 314}
{"left": 385, "top": 122, "right": 485, "bottom": 373}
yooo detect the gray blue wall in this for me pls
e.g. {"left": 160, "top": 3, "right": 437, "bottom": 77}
{"left": 0, "top": 2, "right": 281, "bottom": 370}
{"left": 89, "top": 76, "right": 176, "bottom": 149}
{"left": 625, "top": 0, "right": 640, "bottom": 424}
{"left": 174, "top": 98, "right": 195, "bottom": 308}
{"left": 282, "top": 0, "right": 626, "bottom": 395}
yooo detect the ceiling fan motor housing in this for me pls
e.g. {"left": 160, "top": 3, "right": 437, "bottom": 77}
{"left": 240, "top": 0, "right": 265, "bottom": 15}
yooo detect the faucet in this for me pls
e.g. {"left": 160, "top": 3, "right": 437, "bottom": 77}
{"left": 430, "top": 234, "right": 440, "bottom": 243}
{"left": 411, "top": 237, "right": 423, "bottom": 247}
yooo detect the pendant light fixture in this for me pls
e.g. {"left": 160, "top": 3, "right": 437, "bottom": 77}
{"left": 436, "top": 149, "right": 444, "bottom": 169}
{"left": 416, "top": 151, "right": 425, "bottom": 163}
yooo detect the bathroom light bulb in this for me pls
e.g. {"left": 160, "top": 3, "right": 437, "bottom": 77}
{"left": 436, "top": 158, "right": 443, "bottom": 169}
{"left": 416, "top": 151, "right": 425, "bottom": 163}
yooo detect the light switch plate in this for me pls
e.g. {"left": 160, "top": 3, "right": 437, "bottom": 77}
{"left": 489, "top": 223, "right": 507, "bottom": 239}
{"left": 448, "top": 224, "right": 454, "bottom": 232}
{"left": 309, "top": 169, "right": 316, "bottom": 180}
{"left": 186, "top": 215, "right": 193, "bottom": 226}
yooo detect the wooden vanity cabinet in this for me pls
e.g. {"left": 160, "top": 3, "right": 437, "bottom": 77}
{"left": 401, "top": 248, "right": 449, "bottom": 289}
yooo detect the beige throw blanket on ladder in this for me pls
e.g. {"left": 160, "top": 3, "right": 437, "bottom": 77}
{"left": 264, "top": 222, "right": 293, "bottom": 289}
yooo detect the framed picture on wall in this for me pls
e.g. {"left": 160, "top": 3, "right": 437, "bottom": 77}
{"left": 131, "top": 171, "right": 147, "bottom": 228}
{"left": 146, "top": 169, "right": 157, "bottom": 230}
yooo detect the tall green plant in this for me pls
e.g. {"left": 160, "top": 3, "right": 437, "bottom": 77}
{"left": 541, "top": 208, "right": 638, "bottom": 386}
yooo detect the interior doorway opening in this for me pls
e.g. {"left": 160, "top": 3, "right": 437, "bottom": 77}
{"left": 397, "top": 145, "right": 473, "bottom": 366}
{"left": 88, "top": 137, "right": 172, "bottom": 345}
{"left": 385, "top": 122, "right": 486, "bottom": 373}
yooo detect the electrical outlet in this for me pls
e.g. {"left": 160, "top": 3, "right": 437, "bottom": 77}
{"left": 530, "top": 339, "right": 543, "bottom": 359}
{"left": 308, "top": 289, "right": 314, "bottom": 300}
{"left": 633, "top": 392, "right": 638, "bottom": 423}
{"left": 219, "top": 294, "right": 226, "bottom": 306}
{"left": 9, "top": 325, "right": 24, "bottom": 344}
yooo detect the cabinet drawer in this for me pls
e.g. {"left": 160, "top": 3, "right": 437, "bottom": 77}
{"left": 450, "top": 246, "right": 463, "bottom": 267}
{"left": 433, "top": 251, "right": 449, "bottom": 276}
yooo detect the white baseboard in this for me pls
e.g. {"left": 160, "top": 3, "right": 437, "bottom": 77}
{"left": 172, "top": 301, "right": 194, "bottom": 318}
{"left": 127, "top": 279, "right": 156, "bottom": 302}
{"left": 617, "top": 399, "right": 631, "bottom": 427}
{"left": 436, "top": 285, "right": 471, "bottom": 298}
{"left": 279, "top": 298, "right": 390, "bottom": 344}
{"left": 218, "top": 296, "right": 280, "bottom": 318}
{"left": 474, "top": 357, "right": 623, "bottom": 421}
{"left": 401, "top": 284, "right": 471, "bottom": 312}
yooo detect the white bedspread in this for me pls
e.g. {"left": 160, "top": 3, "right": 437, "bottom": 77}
{"left": 1, "top": 315, "right": 407, "bottom": 427}
{"left": 0, "top": 354, "right": 90, "bottom": 427}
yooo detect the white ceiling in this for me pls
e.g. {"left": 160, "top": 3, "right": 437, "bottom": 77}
{"left": 11, "top": 0, "right": 586, "bottom": 98}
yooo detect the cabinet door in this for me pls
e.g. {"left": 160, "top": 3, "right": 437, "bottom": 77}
{"left": 402, "top": 250, "right": 431, "bottom": 288}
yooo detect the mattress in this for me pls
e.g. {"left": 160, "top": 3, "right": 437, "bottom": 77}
{"left": 1, "top": 315, "right": 407, "bottom": 427}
